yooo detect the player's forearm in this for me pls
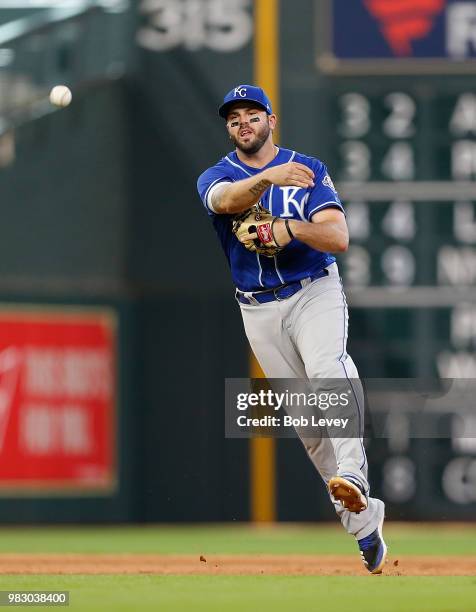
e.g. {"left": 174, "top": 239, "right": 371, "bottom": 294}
{"left": 213, "top": 173, "right": 272, "bottom": 214}
{"left": 288, "top": 220, "right": 349, "bottom": 253}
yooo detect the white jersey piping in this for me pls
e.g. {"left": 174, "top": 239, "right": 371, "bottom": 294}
{"left": 307, "top": 200, "right": 343, "bottom": 220}
{"left": 225, "top": 156, "right": 253, "bottom": 177}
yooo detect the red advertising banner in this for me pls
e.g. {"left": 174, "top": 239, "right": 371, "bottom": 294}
{"left": 0, "top": 306, "right": 117, "bottom": 494}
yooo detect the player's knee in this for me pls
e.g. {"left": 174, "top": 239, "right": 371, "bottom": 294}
{"left": 306, "top": 354, "right": 358, "bottom": 381}
{"left": 306, "top": 360, "right": 345, "bottom": 381}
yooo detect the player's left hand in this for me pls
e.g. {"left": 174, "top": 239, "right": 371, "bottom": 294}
{"left": 232, "top": 204, "right": 288, "bottom": 257}
{"left": 268, "top": 218, "right": 294, "bottom": 249}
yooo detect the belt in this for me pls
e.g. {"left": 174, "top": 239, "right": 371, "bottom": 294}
{"left": 236, "top": 268, "right": 329, "bottom": 305}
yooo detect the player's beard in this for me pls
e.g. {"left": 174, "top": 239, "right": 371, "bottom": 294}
{"left": 231, "top": 119, "right": 271, "bottom": 155}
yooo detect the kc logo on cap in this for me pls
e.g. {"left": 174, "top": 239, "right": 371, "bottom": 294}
{"left": 219, "top": 84, "right": 273, "bottom": 118}
{"left": 234, "top": 86, "right": 247, "bottom": 97}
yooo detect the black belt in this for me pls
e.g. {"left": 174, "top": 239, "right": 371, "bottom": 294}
{"left": 236, "top": 268, "right": 329, "bottom": 305}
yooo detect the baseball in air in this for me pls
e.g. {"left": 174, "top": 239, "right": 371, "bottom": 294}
{"left": 49, "top": 85, "right": 72, "bottom": 108}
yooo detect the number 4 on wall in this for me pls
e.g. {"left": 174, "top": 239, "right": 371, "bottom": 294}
{"left": 381, "top": 201, "right": 416, "bottom": 241}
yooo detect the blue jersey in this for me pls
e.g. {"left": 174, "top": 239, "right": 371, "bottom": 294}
{"left": 197, "top": 147, "right": 344, "bottom": 293}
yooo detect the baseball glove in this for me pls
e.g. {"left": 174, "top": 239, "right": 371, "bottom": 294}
{"left": 232, "top": 204, "right": 283, "bottom": 257}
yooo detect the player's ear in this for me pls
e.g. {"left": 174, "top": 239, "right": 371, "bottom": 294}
{"left": 268, "top": 114, "right": 277, "bottom": 130}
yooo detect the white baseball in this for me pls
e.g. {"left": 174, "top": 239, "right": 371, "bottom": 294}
{"left": 49, "top": 85, "right": 72, "bottom": 108}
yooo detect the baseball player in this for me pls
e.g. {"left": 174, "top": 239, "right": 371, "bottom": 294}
{"left": 197, "top": 85, "right": 387, "bottom": 574}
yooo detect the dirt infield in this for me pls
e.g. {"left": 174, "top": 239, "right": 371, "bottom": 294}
{"left": 0, "top": 554, "right": 473, "bottom": 576}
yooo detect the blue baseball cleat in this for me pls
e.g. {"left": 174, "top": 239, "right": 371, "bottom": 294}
{"left": 357, "top": 502, "right": 387, "bottom": 574}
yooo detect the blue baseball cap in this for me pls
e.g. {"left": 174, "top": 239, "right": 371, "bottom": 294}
{"left": 219, "top": 85, "right": 273, "bottom": 118}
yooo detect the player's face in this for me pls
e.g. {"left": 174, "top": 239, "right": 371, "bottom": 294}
{"left": 226, "top": 104, "right": 272, "bottom": 154}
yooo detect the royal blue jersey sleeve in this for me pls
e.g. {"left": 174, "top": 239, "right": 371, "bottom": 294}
{"left": 304, "top": 161, "right": 344, "bottom": 221}
{"left": 197, "top": 163, "right": 234, "bottom": 216}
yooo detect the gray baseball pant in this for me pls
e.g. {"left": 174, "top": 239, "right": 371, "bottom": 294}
{"left": 239, "top": 262, "right": 383, "bottom": 540}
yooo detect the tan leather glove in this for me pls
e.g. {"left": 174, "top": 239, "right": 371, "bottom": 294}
{"left": 232, "top": 204, "right": 283, "bottom": 257}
